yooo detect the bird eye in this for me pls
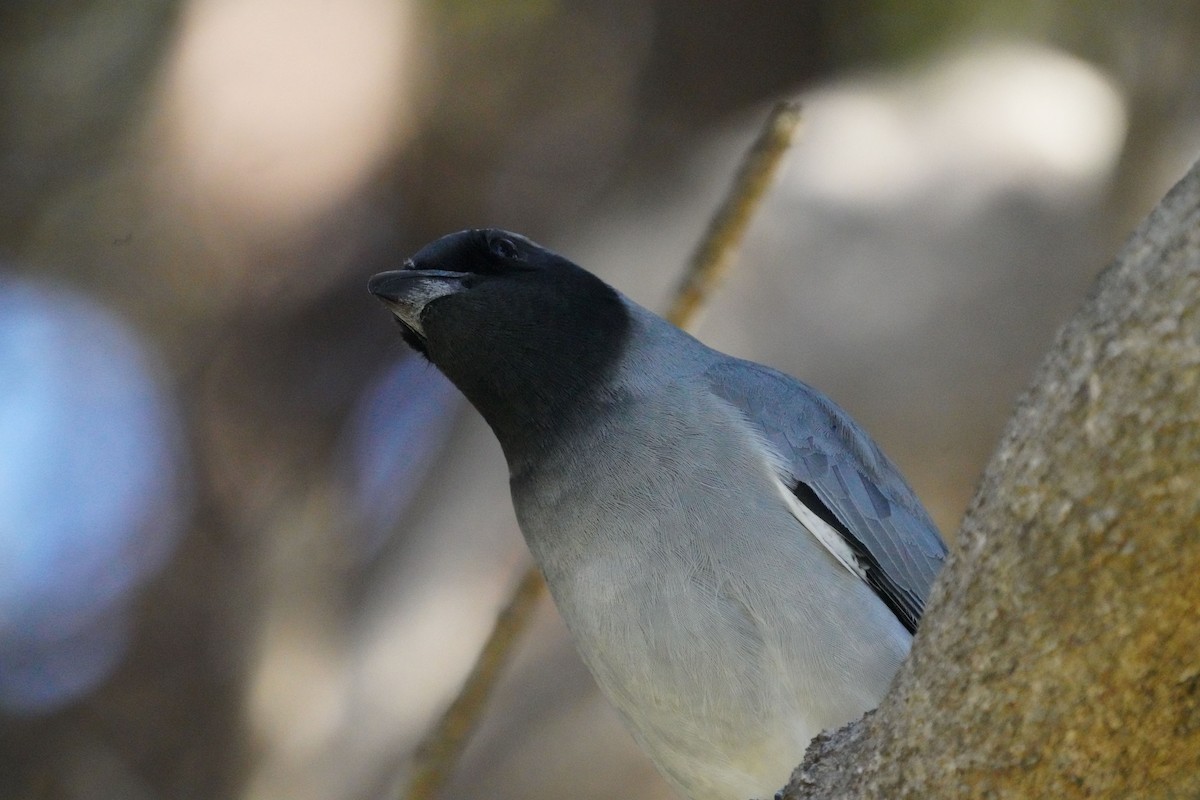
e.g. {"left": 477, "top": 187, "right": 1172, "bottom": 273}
{"left": 488, "top": 235, "right": 520, "bottom": 260}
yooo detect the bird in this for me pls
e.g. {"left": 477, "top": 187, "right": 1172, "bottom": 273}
{"left": 368, "top": 228, "right": 947, "bottom": 800}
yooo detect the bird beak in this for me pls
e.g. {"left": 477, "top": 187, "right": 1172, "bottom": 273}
{"left": 368, "top": 268, "right": 467, "bottom": 336}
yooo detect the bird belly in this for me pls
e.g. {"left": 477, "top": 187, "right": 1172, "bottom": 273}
{"left": 512, "top": 392, "right": 911, "bottom": 799}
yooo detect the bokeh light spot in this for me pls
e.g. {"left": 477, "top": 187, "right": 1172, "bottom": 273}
{"left": 342, "top": 355, "right": 463, "bottom": 560}
{"left": 162, "top": 0, "right": 415, "bottom": 229}
{"left": 0, "top": 275, "right": 188, "bottom": 714}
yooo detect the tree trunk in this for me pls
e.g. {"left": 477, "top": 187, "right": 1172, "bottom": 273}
{"left": 783, "top": 156, "right": 1200, "bottom": 799}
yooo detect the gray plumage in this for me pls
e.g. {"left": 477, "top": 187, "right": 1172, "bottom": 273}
{"left": 369, "top": 229, "right": 947, "bottom": 800}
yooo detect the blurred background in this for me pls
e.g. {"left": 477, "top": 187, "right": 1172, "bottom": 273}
{"left": 1, "top": 1, "right": 1198, "bottom": 798}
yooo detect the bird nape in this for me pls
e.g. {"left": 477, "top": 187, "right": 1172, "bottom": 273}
{"left": 369, "top": 228, "right": 947, "bottom": 800}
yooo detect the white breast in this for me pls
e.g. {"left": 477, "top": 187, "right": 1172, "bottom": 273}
{"left": 512, "top": 383, "right": 911, "bottom": 800}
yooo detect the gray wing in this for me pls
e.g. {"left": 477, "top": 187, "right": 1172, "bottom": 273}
{"left": 704, "top": 358, "right": 947, "bottom": 633}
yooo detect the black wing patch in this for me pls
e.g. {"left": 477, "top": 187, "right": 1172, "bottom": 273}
{"left": 791, "top": 481, "right": 924, "bottom": 634}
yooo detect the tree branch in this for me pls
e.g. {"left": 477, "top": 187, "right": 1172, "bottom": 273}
{"left": 785, "top": 155, "right": 1200, "bottom": 798}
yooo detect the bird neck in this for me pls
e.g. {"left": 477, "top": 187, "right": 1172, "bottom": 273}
{"left": 459, "top": 340, "right": 624, "bottom": 469}
{"left": 431, "top": 296, "right": 634, "bottom": 469}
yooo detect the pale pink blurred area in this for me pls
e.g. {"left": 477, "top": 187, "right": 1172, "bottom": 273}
{"left": 160, "top": 0, "right": 417, "bottom": 234}
{"left": 1, "top": 2, "right": 1199, "bottom": 799}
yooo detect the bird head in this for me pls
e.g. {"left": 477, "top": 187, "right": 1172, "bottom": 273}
{"left": 369, "top": 229, "right": 632, "bottom": 457}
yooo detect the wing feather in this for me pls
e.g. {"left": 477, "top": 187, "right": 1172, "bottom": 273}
{"left": 704, "top": 359, "right": 947, "bottom": 633}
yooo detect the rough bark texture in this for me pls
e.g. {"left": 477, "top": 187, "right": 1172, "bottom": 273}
{"left": 784, "top": 156, "right": 1200, "bottom": 799}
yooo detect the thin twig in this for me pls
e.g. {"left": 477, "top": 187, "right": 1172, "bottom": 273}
{"left": 403, "top": 567, "right": 546, "bottom": 800}
{"left": 401, "top": 99, "right": 803, "bottom": 800}
{"left": 668, "top": 100, "right": 803, "bottom": 330}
